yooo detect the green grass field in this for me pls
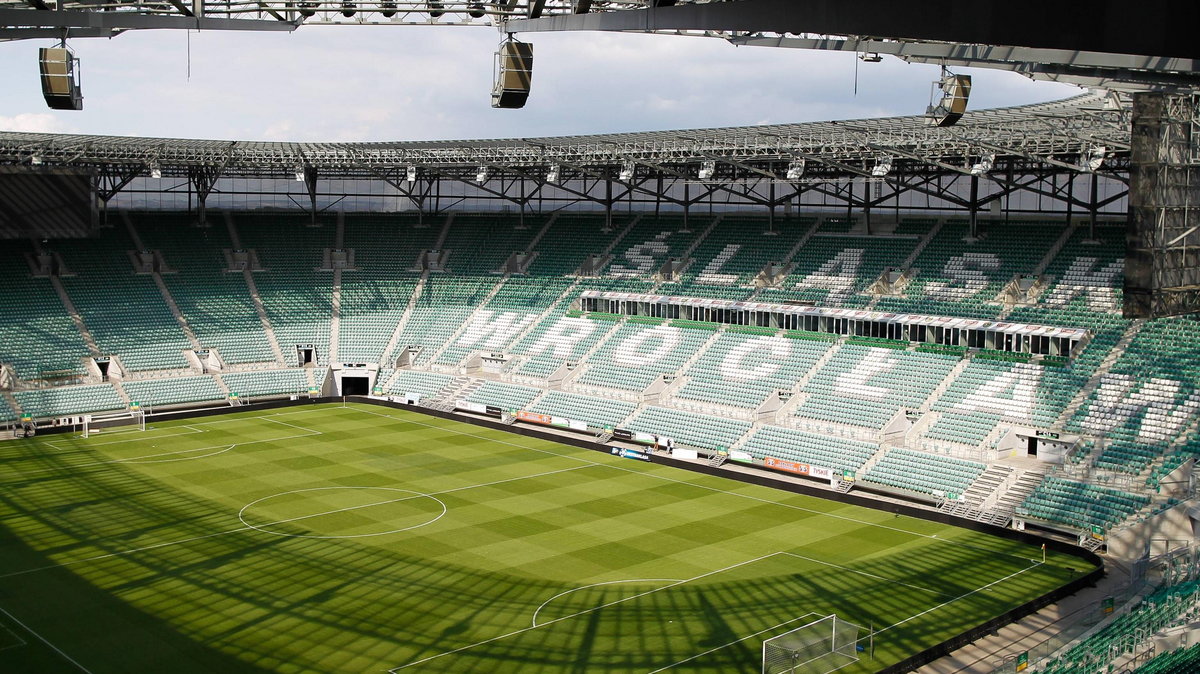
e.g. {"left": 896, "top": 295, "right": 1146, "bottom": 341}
{"left": 0, "top": 403, "right": 1094, "bottom": 673}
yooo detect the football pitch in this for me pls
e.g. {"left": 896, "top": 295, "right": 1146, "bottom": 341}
{"left": 0, "top": 403, "right": 1095, "bottom": 673}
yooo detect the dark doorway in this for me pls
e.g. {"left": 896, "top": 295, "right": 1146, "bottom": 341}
{"left": 1027, "top": 436, "right": 1038, "bottom": 457}
{"left": 342, "top": 376, "right": 369, "bottom": 396}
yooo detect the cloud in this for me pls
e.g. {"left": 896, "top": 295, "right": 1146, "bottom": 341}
{"left": 0, "top": 113, "right": 77, "bottom": 134}
{"left": 0, "top": 27, "right": 1081, "bottom": 142}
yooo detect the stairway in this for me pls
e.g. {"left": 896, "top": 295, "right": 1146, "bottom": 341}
{"left": 329, "top": 268, "right": 342, "bottom": 362}
{"left": 963, "top": 464, "right": 1014, "bottom": 507}
{"left": 677, "top": 214, "right": 723, "bottom": 260}
{"left": 992, "top": 469, "right": 1045, "bottom": 516}
{"left": 1054, "top": 319, "right": 1146, "bottom": 429}
{"left": 49, "top": 276, "right": 101, "bottom": 357}
{"left": 424, "top": 276, "right": 511, "bottom": 367}
{"left": 242, "top": 269, "right": 288, "bottom": 367}
{"left": 503, "top": 279, "right": 582, "bottom": 351}
{"left": 378, "top": 271, "right": 429, "bottom": 368}
{"left": 1032, "top": 220, "right": 1081, "bottom": 276}
{"left": 919, "top": 355, "right": 973, "bottom": 411}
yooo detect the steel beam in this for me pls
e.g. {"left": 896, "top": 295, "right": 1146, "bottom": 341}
{"left": 0, "top": 7, "right": 297, "bottom": 31}
{"left": 503, "top": 0, "right": 1200, "bottom": 60}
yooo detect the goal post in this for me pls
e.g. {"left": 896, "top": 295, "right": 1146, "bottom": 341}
{"left": 82, "top": 410, "right": 145, "bottom": 438}
{"left": 763, "top": 614, "right": 865, "bottom": 674}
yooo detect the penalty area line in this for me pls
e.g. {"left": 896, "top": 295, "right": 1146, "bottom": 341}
{"left": 387, "top": 551, "right": 788, "bottom": 672}
{"left": 647, "top": 612, "right": 824, "bottom": 674}
{"left": 0, "top": 606, "right": 92, "bottom": 673}
{"left": 875, "top": 561, "right": 1045, "bottom": 637}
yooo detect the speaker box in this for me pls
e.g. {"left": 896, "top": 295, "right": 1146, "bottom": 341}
{"left": 926, "top": 74, "right": 971, "bottom": 127}
{"left": 39, "top": 47, "right": 83, "bottom": 111}
{"left": 492, "top": 41, "right": 533, "bottom": 109}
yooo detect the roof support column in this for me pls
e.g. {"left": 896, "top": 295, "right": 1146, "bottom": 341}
{"left": 304, "top": 166, "right": 319, "bottom": 227}
{"left": 968, "top": 174, "right": 980, "bottom": 239}
{"left": 188, "top": 165, "right": 222, "bottom": 228}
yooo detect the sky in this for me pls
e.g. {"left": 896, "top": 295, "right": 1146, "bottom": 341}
{"left": 0, "top": 25, "right": 1081, "bottom": 142}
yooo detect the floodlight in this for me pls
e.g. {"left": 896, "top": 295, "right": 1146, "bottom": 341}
{"left": 405, "top": 165, "right": 418, "bottom": 184}
{"left": 870, "top": 156, "right": 893, "bottom": 177}
{"left": 859, "top": 52, "right": 883, "bottom": 63}
{"left": 698, "top": 160, "right": 716, "bottom": 181}
{"left": 546, "top": 163, "right": 560, "bottom": 184}
{"left": 1081, "top": 146, "right": 1107, "bottom": 172}
{"left": 294, "top": 164, "right": 306, "bottom": 182}
{"left": 969, "top": 153, "right": 994, "bottom": 177}
{"left": 785, "top": 159, "right": 806, "bottom": 181}
{"left": 381, "top": 1, "right": 396, "bottom": 17}
{"left": 149, "top": 160, "right": 162, "bottom": 179}
{"left": 618, "top": 161, "right": 635, "bottom": 182}
{"left": 476, "top": 166, "right": 489, "bottom": 183}
{"left": 30, "top": 153, "right": 43, "bottom": 166}
{"left": 468, "top": 2, "right": 484, "bottom": 17}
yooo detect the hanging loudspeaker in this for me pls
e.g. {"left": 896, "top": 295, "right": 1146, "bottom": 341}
{"left": 39, "top": 47, "right": 83, "bottom": 111}
{"left": 491, "top": 40, "right": 533, "bottom": 109}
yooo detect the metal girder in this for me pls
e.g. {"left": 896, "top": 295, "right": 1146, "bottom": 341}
{"left": 502, "top": 0, "right": 1200, "bottom": 61}
{"left": 0, "top": 7, "right": 296, "bottom": 31}
{"left": 724, "top": 34, "right": 1200, "bottom": 94}
{"left": 0, "top": 93, "right": 1130, "bottom": 182}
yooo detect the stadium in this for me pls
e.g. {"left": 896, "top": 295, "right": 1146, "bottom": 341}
{"left": 1, "top": 2, "right": 1199, "bottom": 673}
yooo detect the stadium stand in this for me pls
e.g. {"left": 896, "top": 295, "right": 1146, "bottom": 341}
{"left": 3, "top": 211, "right": 1192, "bottom": 542}
{"left": 0, "top": 394, "right": 16, "bottom": 423}
{"left": 122, "top": 375, "right": 225, "bottom": 408}
{"left": 1016, "top": 477, "right": 1150, "bottom": 531}
{"left": 1037, "top": 578, "right": 1200, "bottom": 674}
{"left": 338, "top": 214, "right": 432, "bottom": 363}
{"left": 864, "top": 447, "right": 986, "bottom": 498}
{"left": 1135, "top": 645, "right": 1200, "bottom": 674}
{"left": 0, "top": 241, "right": 87, "bottom": 379}
{"left": 220, "top": 369, "right": 308, "bottom": 399}
{"left": 132, "top": 212, "right": 276, "bottom": 365}
{"left": 53, "top": 224, "right": 192, "bottom": 371}
{"left": 13, "top": 384, "right": 125, "bottom": 418}
{"left": 237, "top": 214, "right": 334, "bottom": 366}
{"left": 385, "top": 369, "right": 454, "bottom": 399}
{"left": 739, "top": 425, "right": 877, "bottom": 474}
{"left": 463, "top": 380, "right": 542, "bottom": 411}
{"left": 529, "top": 390, "right": 637, "bottom": 430}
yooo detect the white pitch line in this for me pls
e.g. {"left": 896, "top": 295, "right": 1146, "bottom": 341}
{"left": 4, "top": 429, "right": 321, "bottom": 479}
{"left": 0, "top": 527, "right": 253, "bottom": 581}
{"left": 44, "top": 426, "right": 205, "bottom": 451}
{"left": 0, "top": 462, "right": 596, "bottom": 578}
{"left": 388, "top": 552, "right": 786, "bottom": 672}
{"left": 0, "top": 621, "right": 28, "bottom": 652}
{"left": 646, "top": 612, "right": 822, "bottom": 674}
{"left": 531, "top": 579, "right": 683, "bottom": 628}
{"left": 778, "top": 552, "right": 956, "bottom": 599}
{"left": 875, "top": 561, "right": 1045, "bottom": 636}
{"left": 0, "top": 606, "right": 92, "bottom": 673}
{"left": 349, "top": 406, "right": 1037, "bottom": 563}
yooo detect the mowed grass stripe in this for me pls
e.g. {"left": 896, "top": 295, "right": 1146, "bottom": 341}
{"left": 0, "top": 404, "right": 1093, "bottom": 674}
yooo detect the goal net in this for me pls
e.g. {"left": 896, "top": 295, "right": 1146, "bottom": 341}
{"left": 82, "top": 411, "right": 145, "bottom": 438}
{"left": 763, "top": 614, "right": 864, "bottom": 674}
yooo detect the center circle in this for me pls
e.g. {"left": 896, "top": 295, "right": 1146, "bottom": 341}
{"left": 238, "top": 486, "right": 446, "bottom": 539}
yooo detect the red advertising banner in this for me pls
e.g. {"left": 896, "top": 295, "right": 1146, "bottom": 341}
{"left": 515, "top": 410, "right": 553, "bottom": 425}
{"left": 764, "top": 456, "right": 808, "bottom": 475}
{"left": 764, "top": 457, "right": 833, "bottom": 481}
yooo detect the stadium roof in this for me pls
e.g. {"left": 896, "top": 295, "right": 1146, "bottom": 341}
{"left": 0, "top": 92, "right": 1129, "bottom": 179}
